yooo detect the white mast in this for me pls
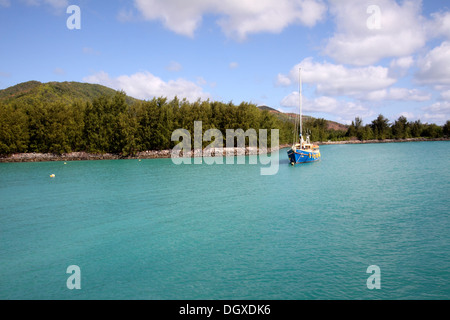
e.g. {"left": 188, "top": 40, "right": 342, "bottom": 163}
{"left": 299, "top": 67, "right": 303, "bottom": 142}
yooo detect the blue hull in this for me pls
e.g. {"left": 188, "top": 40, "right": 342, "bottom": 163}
{"left": 287, "top": 149, "right": 321, "bottom": 165}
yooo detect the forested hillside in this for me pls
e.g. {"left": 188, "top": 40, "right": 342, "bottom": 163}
{"left": 0, "top": 83, "right": 294, "bottom": 155}
{"left": 0, "top": 81, "right": 138, "bottom": 105}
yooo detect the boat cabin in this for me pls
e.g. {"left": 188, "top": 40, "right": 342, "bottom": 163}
{"left": 294, "top": 143, "right": 319, "bottom": 151}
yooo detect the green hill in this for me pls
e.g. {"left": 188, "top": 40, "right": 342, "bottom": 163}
{"left": 0, "top": 81, "right": 137, "bottom": 105}
{"left": 257, "top": 105, "right": 279, "bottom": 112}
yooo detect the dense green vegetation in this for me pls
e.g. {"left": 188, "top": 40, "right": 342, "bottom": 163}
{"left": 303, "top": 117, "right": 348, "bottom": 142}
{"left": 345, "top": 115, "right": 449, "bottom": 141}
{"left": 0, "top": 81, "right": 448, "bottom": 156}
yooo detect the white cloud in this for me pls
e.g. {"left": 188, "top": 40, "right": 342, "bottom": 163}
{"left": 397, "top": 111, "right": 416, "bottom": 120}
{"left": 166, "top": 61, "right": 183, "bottom": 72}
{"left": 324, "top": 0, "right": 426, "bottom": 66}
{"left": 416, "top": 41, "right": 450, "bottom": 86}
{"left": 279, "top": 92, "right": 298, "bottom": 109}
{"left": 387, "top": 88, "right": 430, "bottom": 102}
{"left": 133, "top": 0, "right": 326, "bottom": 40}
{"left": 277, "top": 56, "right": 432, "bottom": 123}
{"left": 427, "top": 10, "right": 450, "bottom": 40}
{"left": 134, "top": 0, "right": 205, "bottom": 38}
{"left": 422, "top": 113, "right": 448, "bottom": 124}
{"left": 229, "top": 62, "right": 239, "bottom": 69}
{"left": 390, "top": 56, "right": 414, "bottom": 70}
{"left": 388, "top": 56, "right": 414, "bottom": 77}
{"left": 19, "top": 0, "right": 40, "bottom": 5}
{"left": 423, "top": 101, "right": 450, "bottom": 114}
{"left": 53, "top": 67, "right": 65, "bottom": 75}
{"left": 280, "top": 57, "right": 397, "bottom": 97}
{"left": 280, "top": 92, "right": 371, "bottom": 122}
{"left": 83, "top": 71, "right": 211, "bottom": 102}
{"left": 44, "top": 0, "right": 67, "bottom": 9}
{"left": 421, "top": 101, "right": 450, "bottom": 125}
{"left": 440, "top": 90, "right": 450, "bottom": 101}
{"left": 276, "top": 73, "right": 292, "bottom": 87}
{"left": 365, "top": 88, "right": 431, "bottom": 102}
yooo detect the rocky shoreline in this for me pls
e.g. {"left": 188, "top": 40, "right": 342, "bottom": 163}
{"left": 0, "top": 145, "right": 291, "bottom": 163}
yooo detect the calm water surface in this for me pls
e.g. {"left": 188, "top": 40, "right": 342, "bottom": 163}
{"left": 0, "top": 141, "right": 449, "bottom": 299}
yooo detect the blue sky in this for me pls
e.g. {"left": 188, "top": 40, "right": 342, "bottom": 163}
{"left": 1, "top": 0, "right": 449, "bottom": 125}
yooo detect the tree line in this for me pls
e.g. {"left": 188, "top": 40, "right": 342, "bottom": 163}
{"left": 344, "top": 115, "right": 450, "bottom": 141}
{"left": 0, "top": 91, "right": 448, "bottom": 156}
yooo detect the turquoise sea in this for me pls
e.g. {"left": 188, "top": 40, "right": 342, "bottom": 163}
{"left": 0, "top": 141, "right": 449, "bottom": 300}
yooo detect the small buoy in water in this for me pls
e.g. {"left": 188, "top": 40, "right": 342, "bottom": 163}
{"left": 138, "top": 159, "right": 141, "bottom": 162}
{"left": 64, "top": 162, "right": 67, "bottom": 165}
{"left": 50, "top": 174, "right": 55, "bottom": 178}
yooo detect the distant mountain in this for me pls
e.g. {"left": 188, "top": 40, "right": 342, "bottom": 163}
{"left": 257, "top": 105, "right": 279, "bottom": 112}
{"left": 257, "top": 105, "right": 348, "bottom": 131}
{"left": 0, "top": 81, "right": 138, "bottom": 105}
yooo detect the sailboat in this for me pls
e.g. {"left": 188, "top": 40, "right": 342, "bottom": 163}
{"left": 287, "top": 68, "right": 321, "bottom": 165}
